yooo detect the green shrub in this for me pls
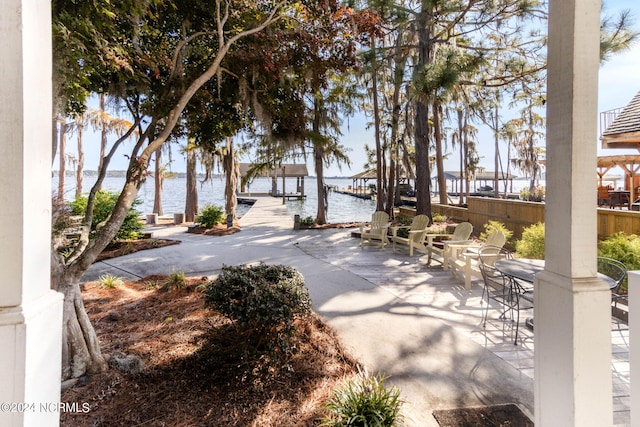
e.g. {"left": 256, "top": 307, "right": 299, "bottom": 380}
{"left": 392, "top": 216, "right": 413, "bottom": 238}
{"left": 395, "top": 215, "right": 413, "bottom": 226}
{"left": 598, "top": 232, "right": 640, "bottom": 270}
{"left": 203, "top": 264, "right": 312, "bottom": 361}
{"left": 320, "top": 368, "right": 403, "bottom": 427}
{"left": 432, "top": 213, "right": 447, "bottom": 223}
{"left": 300, "top": 216, "right": 317, "bottom": 227}
{"left": 196, "top": 204, "right": 225, "bottom": 228}
{"left": 520, "top": 185, "right": 545, "bottom": 202}
{"left": 515, "top": 222, "right": 545, "bottom": 259}
{"left": 480, "top": 220, "right": 513, "bottom": 243}
{"left": 98, "top": 273, "right": 124, "bottom": 288}
{"left": 69, "top": 190, "right": 143, "bottom": 240}
{"left": 162, "top": 269, "right": 186, "bottom": 291}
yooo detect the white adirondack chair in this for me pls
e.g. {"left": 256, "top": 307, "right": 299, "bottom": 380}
{"left": 359, "top": 211, "right": 390, "bottom": 249}
{"left": 448, "top": 231, "right": 508, "bottom": 289}
{"left": 425, "top": 222, "right": 473, "bottom": 268}
{"left": 390, "top": 214, "right": 430, "bottom": 256}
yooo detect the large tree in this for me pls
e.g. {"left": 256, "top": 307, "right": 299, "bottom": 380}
{"left": 52, "top": 0, "right": 287, "bottom": 380}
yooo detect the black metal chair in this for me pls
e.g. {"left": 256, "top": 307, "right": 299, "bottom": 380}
{"left": 597, "top": 257, "right": 628, "bottom": 308}
{"left": 479, "top": 246, "right": 534, "bottom": 345}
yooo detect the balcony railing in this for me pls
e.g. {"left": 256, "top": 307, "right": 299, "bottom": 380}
{"left": 600, "top": 107, "right": 624, "bottom": 137}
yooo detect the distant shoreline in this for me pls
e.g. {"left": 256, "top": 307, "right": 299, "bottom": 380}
{"left": 51, "top": 170, "right": 348, "bottom": 179}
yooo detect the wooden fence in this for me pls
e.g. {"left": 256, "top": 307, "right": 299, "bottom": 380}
{"left": 399, "top": 196, "right": 640, "bottom": 240}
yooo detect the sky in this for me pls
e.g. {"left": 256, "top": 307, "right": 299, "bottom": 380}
{"left": 56, "top": 1, "right": 640, "bottom": 179}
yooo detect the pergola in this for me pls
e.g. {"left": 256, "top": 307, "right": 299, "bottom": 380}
{"left": 350, "top": 168, "right": 412, "bottom": 197}
{"left": 597, "top": 154, "right": 640, "bottom": 203}
{"left": 435, "top": 170, "right": 518, "bottom": 194}
{"left": 239, "top": 163, "right": 308, "bottom": 196}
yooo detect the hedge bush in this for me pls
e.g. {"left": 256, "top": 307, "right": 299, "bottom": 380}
{"left": 69, "top": 190, "right": 143, "bottom": 240}
{"left": 598, "top": 232, "right": 640, "bottom": 270}
{"left": 515, "top": 222, "right": 545, "bottom": 259}
{"left": 480, "top": 220, "right": 513, "bottom": 243}
{"left": 196, "top": 204, "right": 225, "bottom": 228}
{"left": 203, "top": 264, "right": 312, "bottom": 361}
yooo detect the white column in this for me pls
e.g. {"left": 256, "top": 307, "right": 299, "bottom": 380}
{"left": 536, "top": 0, "right": 611, "bottom": 426}
{"left": 0, "top": 1, "right": 63, "bottom": 426}
{"left": 630, "top": 271, "right": 640, "bottom": 426}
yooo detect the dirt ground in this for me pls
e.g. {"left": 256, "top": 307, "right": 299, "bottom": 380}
{"left": 61, "top": 228, "right": 360, "bottom": 427}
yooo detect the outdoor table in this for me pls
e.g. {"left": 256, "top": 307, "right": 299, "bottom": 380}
{"left": 608, "top": 190, "right": 631, "bottom": 209}
{"left": 494, "top": 258, "right": 617, "bottom": 330}
{"left": 494, "top": 258, "right": 544, "bottom": 284}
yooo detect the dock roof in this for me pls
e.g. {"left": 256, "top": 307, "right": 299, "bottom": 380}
{"left": 239, "top": 163, "right": 308, "bottom": 178}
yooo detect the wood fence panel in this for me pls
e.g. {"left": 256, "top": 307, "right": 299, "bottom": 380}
{"left": 422, "top": 198, "right": 640, "bottom": 240}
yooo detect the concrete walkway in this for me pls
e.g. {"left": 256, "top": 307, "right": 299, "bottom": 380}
{"left": 84, "top": 196, "right": 628, "bottom": 426}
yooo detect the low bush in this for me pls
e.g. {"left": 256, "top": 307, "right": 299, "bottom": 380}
{"left": 480, "top": 220, "right": 513, "bottom": 243}
{"left": 515, "top": 222, "right": 545, "bottom": 259}
{"left": 98, "top": 273, "right": 124, "bottom": 289}
{"left": 300, "top": 216, "right": 317, "bottom": 227}
{"left": 432, "top": 213, "right": 447, "bottom": 223}
{"left": 520, "top": 185, "right": 545, "bottom": 202}
{"left": 203, "top": 264, "right": 312, "bottom": 363}
{"left": 69, "top": 190, "right": 143, "bottom": 240}
{"left": 320, "top": 368, "right": 403, "bottom": 427}
{"left": 598, "top": 232, "right": 640, "bottom": 270}
{"left": 393, "top": 215, "right": 413, "bottom": 238}
{"left": 196, "top": 204, "right": 225, "bottom": 228}
{"left": 161, "top": 269, "right": 186, "bottom": 291}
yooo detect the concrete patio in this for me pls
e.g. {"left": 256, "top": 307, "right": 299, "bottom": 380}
{"left": 84, "top": 196, "right": 630, "bottom": 426}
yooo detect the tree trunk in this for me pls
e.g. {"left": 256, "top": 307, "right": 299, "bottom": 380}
{"left": 311, "top": 95, "right": 328, "bottom": 225}
{"left": 458, "top": 109, "right": 465, "bottom": 204}
{"left": 387, "top": 31, "right": 406, "bottom": 213}
{"left": 75, "top": 121, "right": 84, "bottom": 199}
{"left": 370, "top": 36, "right": 385, "bottom": 212}
{"left": 433, "top": 101, "right": 447, "bottom": 204}
{"left": 97, "top": 94, "right": 107, "bottom": 191}
{"left": 314, "top": 145, "right": 327, "bottom": 225}
{"left": 185, "top": 149, "right": 198, "bottom": 222}
{"left": 52, "top": 118, "right": 59, "bottom": 167}
{"left": 58, "top": 121, "right": 67, "bottom": 201}
{"left": 51, "top": 252, "right": 107, "bottom": 381}
{"left": 413, "top": 9, "right": 433, "bottom": 218}
{"left": 153, "top": 148, "right": 164, "bottom": 215}
{"left": 493, "top": 98, "right": 501, "bottom": 197}
{"left": 223, "top": 137, "right": 238, "bottom": 218}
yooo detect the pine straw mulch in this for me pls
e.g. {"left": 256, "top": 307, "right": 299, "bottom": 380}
{"left": 60, "top": 276, "right": 359, "bottom": 427}
{"left": 95, "top": 238, "right": 181, "bottom": 262}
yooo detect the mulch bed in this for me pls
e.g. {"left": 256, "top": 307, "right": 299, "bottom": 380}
{"left": 61, "top": 276, "right": 359, "bottom": 426}
{"left": 96, "top": 238, "right": 180, "bottom": 262}
{"left": 186, "top": 223, "right": 242, "bottom": 236}
{"left": 433, "top": 404, "right": 533, "bottom": 427}
{"left": 300, "top": 222, "right": 361, "bottom": 229}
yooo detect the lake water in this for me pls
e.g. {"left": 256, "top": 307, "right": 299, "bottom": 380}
{"left": 53, "top": 174, "right": 546, "bottom": 223}
{"left": 53, "top": 176, "right": 378, "bottom": 223}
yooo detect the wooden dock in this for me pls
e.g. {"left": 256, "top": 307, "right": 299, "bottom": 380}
{"left": 330, "top": 187, "right": 375, "bottom": 200}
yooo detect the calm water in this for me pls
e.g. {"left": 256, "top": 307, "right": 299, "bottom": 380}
{"left": 53, "top": 174, "right": 547, "bottom": 223}
{"left": 53, "top": 175, "right": 378, "bottom": 223}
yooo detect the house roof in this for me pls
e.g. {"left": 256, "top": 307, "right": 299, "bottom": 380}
{"left": 601, "top": 91, "right": 640, "bottom": 149}
{"left": 239, "top": 163, "right": 308, "bottom": 178}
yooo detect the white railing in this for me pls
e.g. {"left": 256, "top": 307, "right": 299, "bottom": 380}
{"left": 630, "top": 271, "right": 639, "bottom": 426}
{"left": 600, "top": 108, "right": 624, "bottom": 137}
